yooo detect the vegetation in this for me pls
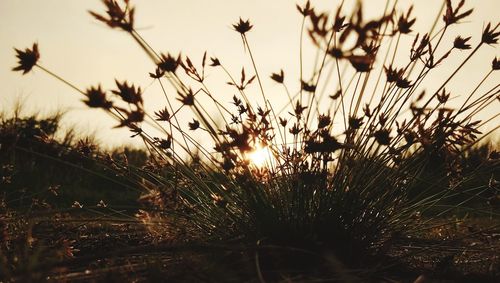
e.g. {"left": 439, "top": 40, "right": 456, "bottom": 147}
{"left": 3, "top": 0, "right": 500, "bottom": 281}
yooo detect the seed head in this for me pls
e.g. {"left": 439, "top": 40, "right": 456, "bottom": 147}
{"left": 363, "top": 104, "right": 372, "bottom": 118}
{"left": 301, "top": 80, "right": 316, "bottom": 92}
{"left": 77, "top": 138, "right": 96, "bottom": 156}
{"left": 233, "top": 18, "right": 253, "bottom": 34}
{"left": 482, "top": 23, "right": 500, "bottom": 45}
{"left": 270, "top": 69, "right": 285, "bottom": 84}
{"left": 232, "top": 95, "right": 242, "bottom": 107}
{"left": 348, "top": 116, "right": 364, "bottom": 130}
{"left": 384, "top": 65, "right": 399, "bottom": 83}
{"left": 398, "top": 6, "right": 416, "bottom": 34}
{"left": 410, "top": 33, "right": 430, "bottom": 61}
{"left": 158, "top": 53, "right": 180, "bottom": 73}
{"left": 89, "top": 0, "right": 135, "bottom": 31}
{"left": 361, "top": 42, "right": 380, "bottom": 56}
{"left": 149, "top": 67, "right": 165, "bottom": 79}
{"left": 293, "top": 100, "right": 307, "bottom": 118}
{"left": 13, "top": 43, "right": 40, "bottom": 74}
{"left": 379, "top": 114, "right": 388, "bottom": 127}
{"left": 116, "top": 110, "right": 145, "bottom": 128}
{"left": 328, "top": 47, "right": 343, "bottom": 58}
{"left": 317, "top": 114, "right": 331, "bottom": 129}
{"left": 221, "top": 158, "right": 235, "bottom": 172}
{"left": 437, "top": 89, "right": 451, "bottom": 104}
{"left": 304, "top": 135, "right": 343, "bottom": 153}
{"left": 125, "top": 109, "right": 145, "bottom": 124}
{"left": 396, "top": 77, "right": 412, "bottom": 89}
{"left": 188, "top": 119, "right": 200, "bottom": 131}
{"left": 330, "top": 89, "right": 342, "bottom": 100}
{"left": 154, "top": 137, "right": 171, "bottom": 150}
{"left": 385, "top": 66, "right": 412, "bottom": 88}
{"left": 373, "top": 129, "right": 392, "bottom": 145}
{"left": 453, "top": 36, "right": 472, "bottom": 50}
{"left": 83, "top": 85, "right": 113, "bottom": 109}
{"left": 112, "top": 80, "right": 143, "bottom": 105}
{"left": 177, "top": 89, "right": 195, "bottom": 106}
{"left": 154, "top": 107, "right": 170, "bottom": 121}
{"left": 333, "top": 7, "right": 348, "bottom": 32}
{"left": 443, "top": 0, "right": 473, "bottom": 26}
{"left": 492, "top": 57, "right": 500, "bottom": 71}
{"left": 296, "top": 1, "right": 313, "bottom": 17}
{"left": 348, "top": 54, "right": 374, "bottom": 72}
{"left": 279, "top": 117, "right": 288, "bottom": 127}
{"left": 289, "top": 123, "right": 302, "bottom": 135}
{"left": 210, "top": 57, "right": 221, "bottom": 67}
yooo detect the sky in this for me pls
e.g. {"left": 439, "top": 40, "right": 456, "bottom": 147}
{"left": 1, "top": 0, "right": 499, "bottom": 148}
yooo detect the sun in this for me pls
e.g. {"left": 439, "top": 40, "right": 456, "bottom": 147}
{"left": 247, "top": 144, "right": 272, "bottom": 167}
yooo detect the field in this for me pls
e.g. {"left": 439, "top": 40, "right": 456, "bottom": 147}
{"left": 2, "top": 0, "right": 500, "bottom": 282}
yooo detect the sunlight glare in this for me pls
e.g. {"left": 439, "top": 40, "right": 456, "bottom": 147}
{"left": 248, "top": 145, "right": 272, "bottom": 167}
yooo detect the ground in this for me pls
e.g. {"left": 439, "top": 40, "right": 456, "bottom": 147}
{"left": 3, "top": 210, "right": 499, "bottom": 282}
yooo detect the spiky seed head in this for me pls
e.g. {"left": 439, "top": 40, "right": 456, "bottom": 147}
{"left": 233, "top": 18, "right": 253, "bottom": 34}
{"left": 13, "top": 43, "right": 40, "bottom": 74}
{"left": 492, "top": 57, "right": 500, "bottom": 70}
{"left": 188, "top": 119, "right": 200, "bottom": 131}
{"left": 453, "top": 36, "right": 472, "bottom": 50}
{"left": 482, "top": 23, "right": 500, "bottom": 45}
{"left": 270, "top": 69, "right": 285, "bottom": 84}
{"left": 84, "top": 85, "right": 112, "bottom": 109}
{"left": 209, "top": 57, "right": 221, "bottom": 66}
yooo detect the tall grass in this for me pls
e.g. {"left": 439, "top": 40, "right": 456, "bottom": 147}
{"left": 11, "top": 0, "right": 500, "bottom": 279}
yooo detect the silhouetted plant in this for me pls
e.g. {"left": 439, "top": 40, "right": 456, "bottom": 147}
{"left": 11, "top": 0, "right": 500, "bottom": 280}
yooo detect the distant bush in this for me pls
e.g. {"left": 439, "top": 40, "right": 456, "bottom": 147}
{"left": 0, "top": 112, "right": 146, "bottom": 210}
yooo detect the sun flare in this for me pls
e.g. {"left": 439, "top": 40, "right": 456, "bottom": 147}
{"left": 247, "top": 145, "right": 272, "bottom": 167}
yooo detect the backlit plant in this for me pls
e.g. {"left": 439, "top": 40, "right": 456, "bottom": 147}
{"left": 13, "top": 0, "right": 499, "bottom": 278}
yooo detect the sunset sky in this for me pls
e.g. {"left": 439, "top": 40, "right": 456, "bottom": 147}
{"left": 1, "top": 0, "right": 498, "bottom": 147}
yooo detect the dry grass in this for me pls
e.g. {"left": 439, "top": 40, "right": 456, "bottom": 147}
{"left": 6, "top": 0, "right": 500, "bottom": 281}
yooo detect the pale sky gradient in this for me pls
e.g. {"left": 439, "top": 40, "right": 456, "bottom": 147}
{"left": 1, "top": 0, "right": 498, "bottom": 147}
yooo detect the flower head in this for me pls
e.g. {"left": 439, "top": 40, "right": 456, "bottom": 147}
{"left": 492, "top": 57, "right": 500, "bottom": 71}
{"left": 453, "top": 36, "right": 472, "bottom": 50}
{"left": 83, "top": 85, "right": 113, "bottom": 109}
{"left": 270, "top": 69, "right": 285, "bottom": 84}
{"left": 348, "top": 116, "right": 364, "bottom": 130}
{"left": 210, "top": 57, "right": 221, "bottom": 67}
{"left": 149, "top": 67, "right": 165, "bottom": 79}
{"left": 177, "top": 89, "right": 195, "bottom": 106}
{"left": 112, "top": 80, "right": 143, "bottom": 105}
{"left": 12, "top": 43, "right": 40, "bottom": 74}
{"left": 154, "top": 137, "right": 172, "bottom": 150}
{"left": 296, "top": 1, "right": 313, "bottom": 17}
{"left": 89, "top": 0, "right": 135, "bottom": 31}
{"left": 233, "top": 18, "right": 253, "bottom": 34}
{"left": 373, "top": 129, "right": 392, "bottom": 145}
{"left": 348, "top": 54, "right": 374, "bottom": 72}
{"left": 398, "top": 6, "right": 416, "bottom": 34}
{"left": 154, "top": 107, "right": 170, "bottom": 121}
{"left": 482, "top": 23, "right": 500, "bottom": 45}
{"left": 443, "top": 0, "right": 473, "bottom": 26}
{"left": 188, "top": 119, "right": 200, "bottom": 131}
{"left": 317, "top": 114, "right": 331, "bottom": 129}
{"left": 301, "top": 80, "right": 316, "bottom": 92}
{"left": 158, "top": 53, "right": 180, "bottom": 73}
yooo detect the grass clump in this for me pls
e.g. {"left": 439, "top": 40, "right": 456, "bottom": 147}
{"left": 9, "top": 0, "right": 500, "bottom": 281}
